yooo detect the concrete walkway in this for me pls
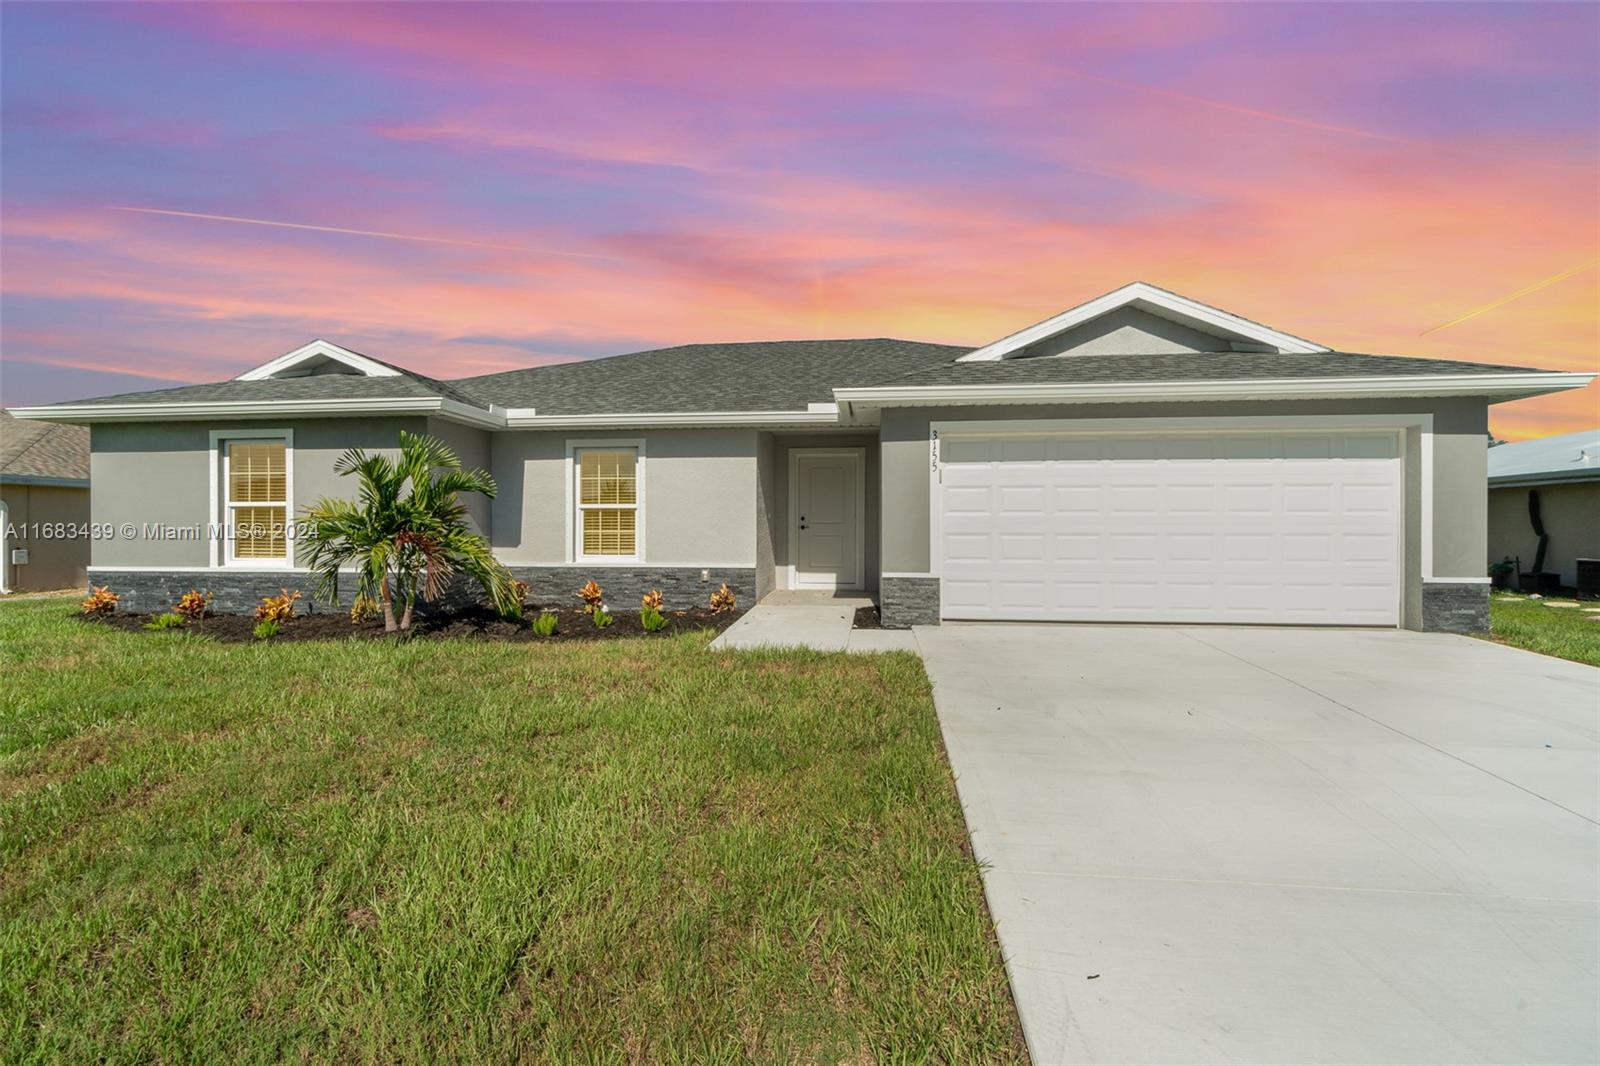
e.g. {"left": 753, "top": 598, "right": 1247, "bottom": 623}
{"left": 917, "top": 623, "right": 1600, "bottom": 1065}
{"left": 710, "top": 590, "right": 919, "bottom": 653}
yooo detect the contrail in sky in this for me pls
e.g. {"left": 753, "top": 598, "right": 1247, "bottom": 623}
{"left": 107, "top": 206, "right": 617, "bottom": 261}
{"left": 1060, "top": 68, "right": 1419, "bottom": 145}
{"left": 1420, "top": 259, "right": 1598, "bottom": 336}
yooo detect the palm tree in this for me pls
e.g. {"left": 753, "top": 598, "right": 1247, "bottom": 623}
{"left": 300, "top": 431, "right": 516, "bottom": 632}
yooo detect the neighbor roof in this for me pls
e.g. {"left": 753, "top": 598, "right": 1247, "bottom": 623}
{"left": 1488, "top": 428, "right": 1600, "bottom": 486}
{"left": 1, "top": 409, "right": 90, "bottom": 482}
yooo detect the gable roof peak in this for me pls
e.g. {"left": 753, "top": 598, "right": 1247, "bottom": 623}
{"left": 235, "top": 339, "right": 404, "bottom": 381}
{"left": 957, "top": 281, "right": 1330, "bottom": 362}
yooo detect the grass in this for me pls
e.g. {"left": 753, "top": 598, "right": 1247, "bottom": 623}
{"left": 1487, "top": 592, "right": 1600, "bottom": 667}
{"left": 0, "top": 601, "right": 1025, "bottom": 1063}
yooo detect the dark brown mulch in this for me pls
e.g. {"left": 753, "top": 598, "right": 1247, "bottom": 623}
{"left": 852, "top": 605, "right": 883, "bottom": 630}
{"left": 81, "top": 604, "right": 744, "bottom": 644}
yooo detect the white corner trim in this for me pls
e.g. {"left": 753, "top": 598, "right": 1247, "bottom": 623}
{"left": 835, "top": 372, "right": 1594, "bottom": 410}
{"left": 957, "top": 282, "right": 1330, "bottom": 362}
{"left": 209, "top": 428, "right": 294, "bottom": 569}
{"left": 235, "top": 339, "right": 402, "bottom": 380}
{"left": 564, "top": 437, "right": 646, "bottom": 565}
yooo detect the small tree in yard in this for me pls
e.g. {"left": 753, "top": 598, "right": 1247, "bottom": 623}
{"left": 300, "top": 431, "right": 516, "bottom": 632}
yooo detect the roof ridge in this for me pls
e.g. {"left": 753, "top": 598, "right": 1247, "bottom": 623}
{"left": 447, "top": 336, "right": 971, "bottom": 385}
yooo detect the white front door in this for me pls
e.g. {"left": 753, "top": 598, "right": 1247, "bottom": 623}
{"left": 793, "top": 449, "right": 862, "bottom": 589}
{"left": 938, "top": 428, "right": 1402, "bottom": 625}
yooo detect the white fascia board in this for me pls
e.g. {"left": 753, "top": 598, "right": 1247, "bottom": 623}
{"left": 501, "top": 409, "right": 841, "bottom": 429}
{"left": 235, "top": 339, "right": 402, "bottom": 380}
{"left": 834, "top": 372, "right": 1595, "bottom": 409}
{"left": 957, "top": 282, "right": 1330, "bottom": 362}
{"left": 9, "top": 396, "right": 503, "bottom": 425}
{"left": 0, "top": 474, "right": 90, "bottom": 488}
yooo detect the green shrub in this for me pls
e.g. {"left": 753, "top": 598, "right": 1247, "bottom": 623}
{"left": 253, "top": 619, "right": 281, "bottom": 640}
{"left": 143, "top": 612, "right": 186, "bottom": 631}
{"left": 531, "top": 612, "right": 559, "bottom": 638}
{"left": 591, "top": 608, "right": 615, "bottom": 629}
{"left": 640, "top": 605, "right": 669, "bottom": 633}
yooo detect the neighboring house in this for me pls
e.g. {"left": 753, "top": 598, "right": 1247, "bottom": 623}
{"left": 11, "top": 282, "right": 1594, "bottom": 632}
{"left": 1, "top": 408, "right": 91, "bottom": 593}
{"left": 1487, "top": 428, "right": 1599, "bottom": 589}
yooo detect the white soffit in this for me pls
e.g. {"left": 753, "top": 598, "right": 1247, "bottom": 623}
{"left": 957, "top": 281, "right": 1331, "bottom": 362}
{"left": 235, "top": 339, "right": 402, "bottom": 380}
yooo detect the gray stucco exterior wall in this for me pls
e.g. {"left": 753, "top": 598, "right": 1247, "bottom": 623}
{"left": 90, "top": 417, "right": 424, "bottom": 569}
{"left": 1015, "top": 306, "right": 1233, "bottom": 358}
{"left": 425, "top": 417, "right": 493, "bottom": 536}
{"left": 880, "top": 398, "right": 1492, "bottom": 632}
{"left": 489, "top": 427, "right": 759, "bottom": 567}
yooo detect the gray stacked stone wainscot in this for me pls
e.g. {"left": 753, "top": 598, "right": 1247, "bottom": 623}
{"left": 88, "top": 570, "right": 355, "bottom": 614}
{"left": 1421, "top": 581, "right": 1490, "bottom": 633}
{"left": 507, "top": 566, "right": 757, "bottom": 612}
{"left": 92, "top": 566, "right": 758, "bottom": 615}
{"left": 880, "top": 574, "right": 940, "bottom": 628}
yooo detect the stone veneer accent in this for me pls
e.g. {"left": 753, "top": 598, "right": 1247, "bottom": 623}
{"left": 879, "top": 574, "right": 940, "bottom": 629}
{"left": 91, "top": 566, "right": 758, "bottom": 616}
{"left": 505, "top": 567, "right": 757, "bottom": 613}
{"left": 88, "top": 570, "right": 353, "bottom": 615}
{"left": 1421, "top": 581, "right": 1490, "bottom": 634}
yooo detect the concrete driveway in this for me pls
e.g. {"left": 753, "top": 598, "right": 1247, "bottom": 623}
{"left": 915, "top": 624, "right": 1599, "bottom": 1065}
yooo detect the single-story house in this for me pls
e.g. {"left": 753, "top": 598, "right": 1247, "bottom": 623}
{"left": 1487, "top": 428, "right": 1599, "bottom": 591}
{"left": 2, "top": 408, "right": 91, "bottom": 593}
{"left": 11, "top": 282, "right": 1594, "bottom": 631}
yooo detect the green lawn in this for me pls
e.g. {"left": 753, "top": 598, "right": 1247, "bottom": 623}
{"left": 0, "top": 601, "right": 1025, "bottom": 1063}
{"left": 1488, "top": 593, "right": 1600, "bottom": 667}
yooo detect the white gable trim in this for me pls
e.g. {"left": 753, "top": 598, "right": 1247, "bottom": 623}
{"left": 235, "top": 339, "right": 402, "bottom": 380}
{"left": 957, "top": 282, "right": 1330, "bottom": 362}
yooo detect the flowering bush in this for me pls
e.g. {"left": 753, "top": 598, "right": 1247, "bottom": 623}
{"left": 577, "top": 580, "right": 604, "bottom": 614}
{"left": 80, "top": 586, "right": 119, "bottom": 616}
{"left": 174, "top": 589, "right": 213, "bottom": 623}
{"left": 254, "top": 588, "right": 302, "bottom": 624}
{"left": 709, "top": 583, "right": 736, "bottom": 614}
{"left": 641, "top": 588, "right": 664, "bottom": 612}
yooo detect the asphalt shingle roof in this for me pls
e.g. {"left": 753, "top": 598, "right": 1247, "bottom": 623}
{"left": 67, "top": 371, "right": 482, "bottom": 407}
{"left": 1, "top": 409, "right": 90, "bottom": 480}
{"left": 874, "top": 351, "right": 1548, "bottom": 389}
{"left": 453, "top": 339, "right": 972, "bottom": 413}
{"left": 24, "top": 340, "right": 1566, "bottom": 418}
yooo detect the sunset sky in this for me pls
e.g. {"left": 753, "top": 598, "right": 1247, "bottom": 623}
{"left": 2, "top": 2, "right": 1595, "bottom": 439}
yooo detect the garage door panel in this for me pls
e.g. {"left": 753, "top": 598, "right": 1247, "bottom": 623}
{"left": 938, "top": 428, "right": 1400, "bottom": 626}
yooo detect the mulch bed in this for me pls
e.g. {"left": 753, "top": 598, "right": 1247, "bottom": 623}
{"left": 852, "top": 605, "right": 883, "bottom": 630}
{"left": 83, "top": 604, "right": 744, "bottom": 644}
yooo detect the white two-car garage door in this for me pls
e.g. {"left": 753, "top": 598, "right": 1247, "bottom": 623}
{"left": 937, "top": 428, "right": 1402, "bottom": 625}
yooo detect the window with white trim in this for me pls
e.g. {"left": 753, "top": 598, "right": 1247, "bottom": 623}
{"left": 575, "top": 447, "right": 639, "bottom": 558}
{"left": 224, "top": 438, "right": 289, "bottom": 563}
